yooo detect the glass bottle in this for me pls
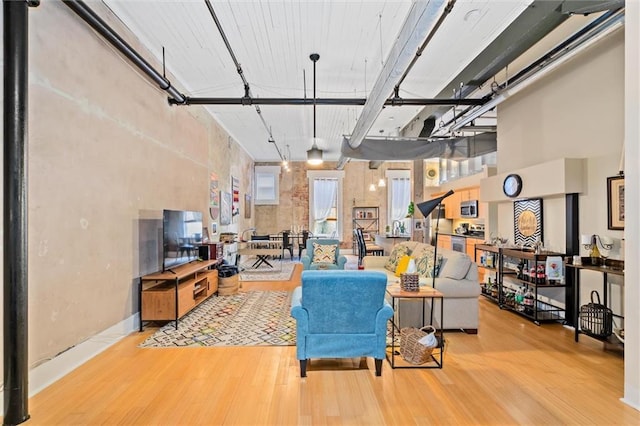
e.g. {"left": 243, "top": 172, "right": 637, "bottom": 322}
{"left": 524, "top": 288, "right": 535, "bottom": 315}
{"left": 590, "top": 240, "right": 601, "bottom": 265}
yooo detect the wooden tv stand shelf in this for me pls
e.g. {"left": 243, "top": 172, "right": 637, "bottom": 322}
{"left": 139, "top": 259, "right": 219, "bottom": 331}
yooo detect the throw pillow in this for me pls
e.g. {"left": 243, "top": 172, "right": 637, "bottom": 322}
{"left": 394, "top": 255, "right": 413, "bottom": 277}
{"left": 384, "top": 244, "right": 411, "bottom": 272}
{"left": 440, "top": 254, "right": 472, "bottom": 280}
{"left": 415, "top": 247, "right": 444, "bottom": 278}
{"left": 312, "top": 243, "right": 337, "bottom": 264}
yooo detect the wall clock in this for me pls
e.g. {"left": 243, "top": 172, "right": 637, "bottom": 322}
{"left": 503, "top": 173, "right": 523, "bottom": 198}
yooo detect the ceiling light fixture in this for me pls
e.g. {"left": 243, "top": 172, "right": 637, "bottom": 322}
{"left": 378, "top": 168, "right": 386, "bottom": 187}
{"left": 285, "top": 144, "right": 291, "bottom": 172}
{"left": 307, "top": 53, "right": 323, "bottom": 165}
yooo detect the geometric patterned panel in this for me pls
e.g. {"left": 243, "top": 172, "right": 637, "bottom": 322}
{"left": 514, "top": 198, "right": 544, "bottom": 246}
{"left": 139, "top": 291, "right": 296, "bottom": 347}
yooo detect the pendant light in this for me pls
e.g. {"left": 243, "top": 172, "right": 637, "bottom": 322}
{"left": 307, "top": 53, "right": 323, "bottom": 165}
{"left": 378, "top": 167, "right": 386, "bottom": 187}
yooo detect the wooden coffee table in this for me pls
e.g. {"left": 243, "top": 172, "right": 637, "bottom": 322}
{"left": 386, "top": 284, "right": 444, "bottom": 369}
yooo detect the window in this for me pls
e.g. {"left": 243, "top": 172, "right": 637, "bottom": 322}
{"left": 308, "top": 170, "right": 345, "bottom": 239}
{"left": 386, "top": 170, "right": 411, "bottom": 234}
{"left": 254, "top": 165, "right": 281, "bottom": 205}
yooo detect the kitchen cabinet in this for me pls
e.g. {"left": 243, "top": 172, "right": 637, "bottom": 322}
{"left": 460, "top": 187, "right": 479, "bottom": 202}
{"left": 445, "top": 192, "right": 461, "bottom": 219}
{"left": 432, "top": 186, "right": 479, "bottom": 219}
{"left": 437, "top": 234, "right": 451, "bottom": 250}
{"left": 465, "top": 237, "right": 483, "bottom": 259}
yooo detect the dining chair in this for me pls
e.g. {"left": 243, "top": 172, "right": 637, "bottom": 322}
{"left": 281, "top": 230, "right": 294, "bottom": 260}
{"left": 298, "top": 230, "right": 310, "bottom": 259}
{"left": 356, "top": 228, "right": 384, "bottom": 261}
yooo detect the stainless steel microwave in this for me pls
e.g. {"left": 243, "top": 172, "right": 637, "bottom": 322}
{"left": 460, "top": 200, "right": 478, "bottom": 218}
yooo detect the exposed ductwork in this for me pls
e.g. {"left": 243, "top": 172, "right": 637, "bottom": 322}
{"left": 340, "top": 132, "right": 496, "bottom": 162}
{"left": 337, "top": 0, "right": 456, "bottom": 169}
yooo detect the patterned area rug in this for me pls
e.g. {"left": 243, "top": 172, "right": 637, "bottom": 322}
{"left": 239, "top": 259, "right": 296, "bottom": 281}
{"left": 139, "top": 291, "right": 296, "bottom": 347}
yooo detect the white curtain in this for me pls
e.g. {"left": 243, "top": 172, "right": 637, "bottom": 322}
{"left": 391, "top": 178, "right": 411, "bottom": 221}
{"left": 313, "top": 178, "right": 337, "bottom": 222}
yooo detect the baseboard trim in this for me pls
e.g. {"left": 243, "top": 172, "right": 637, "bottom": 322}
{"left": 1, "top": 313, "right": 138, "bottom": 412}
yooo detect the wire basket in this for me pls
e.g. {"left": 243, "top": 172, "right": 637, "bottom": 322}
{"left": 579, "top": 290, "right": 613, "bottom": 338}
{"left": 399, "top": 326, "right": 436, "bottom": 364}
{"left": 400, "top": 273, "right": 420, "bottom": 292}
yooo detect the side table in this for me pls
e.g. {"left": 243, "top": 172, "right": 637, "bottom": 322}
{"left": 386, "top": 284, "right": 444, "bottom": 368}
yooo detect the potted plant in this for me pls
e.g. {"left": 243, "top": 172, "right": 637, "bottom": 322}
{"left": 406, "top": 201, "right": 414, "bottom": 218}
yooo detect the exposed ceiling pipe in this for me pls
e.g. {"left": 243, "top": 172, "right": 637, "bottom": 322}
{"left": 203, "top": 0, "right": 284, "bottom": 161}
{"left": 62, "top": 0, "right": 186, "bottom": 104}
{"left": 337, "top": 0, "right": 455, "bottom": 170}
{"left": 403, "top": 0, "right": 571, "bottom": 139}
{"left": 169, "top": 97, "right": 484, "bottom": 106}
{"left": 435, "top": 7, "right": 625, "bottom": 136}
{"left": 391, "top": 0, "right": 456, "bottom": 99}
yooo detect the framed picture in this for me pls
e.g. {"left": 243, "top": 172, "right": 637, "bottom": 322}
{"left": 220, "top": 191, "right": 232, "bottom": 225}
{"left": 244, "top": 194, "right": 252, "bottom": 219}
{"left": 211, "top": 222, "right": 218, "bottom": 235}
{"left": 514, "top": 198, "right": 543, "bottom": 246}
{"left": 232, "top": 176, "right": 240, "bottom": 218}
{"left": 209, "top": 172, "right": 219, "bottom": 220}
{"left": 607, "top": 175, "right": 624, "bottom": 230}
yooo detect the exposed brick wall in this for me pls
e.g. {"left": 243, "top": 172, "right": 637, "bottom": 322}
{"left": 254, "top": 160, "right": 414, "bottom": 250}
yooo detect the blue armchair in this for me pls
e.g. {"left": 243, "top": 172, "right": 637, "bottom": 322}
{"left": 290, "top": 271, "right": 393, "bottom": 377}
{"left": 300, "top": 238, "right": 347, "bottom": 270}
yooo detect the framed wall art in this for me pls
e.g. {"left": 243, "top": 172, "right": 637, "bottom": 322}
{"left": 244, "top": 194, "right": 252, "bottom": 219}
{"left": 209, "top": 172, "right": 220, "bottom": 220}
{"left": 514, "top": 198, "right": 543, "bottom": 246}
{"left": 232, "top": 176, "right": 240, "bottom": 219}
{"left": 607, "top": 174, "right": 624, "bottom": 230}
{"left": 220, "top": 191, "right": 232, "bottom": 225}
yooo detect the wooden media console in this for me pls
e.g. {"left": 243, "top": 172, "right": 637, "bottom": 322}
{"left": 139, "top": 259, "right": 219, "bottom": 330}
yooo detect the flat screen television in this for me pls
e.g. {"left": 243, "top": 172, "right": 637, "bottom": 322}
{"left": 162, "top": 209, "right": 203, "bottom": 272}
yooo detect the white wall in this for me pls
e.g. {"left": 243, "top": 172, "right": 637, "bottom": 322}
{"left": 623, "top": 0, "right": 640, "bottom": 410}
{"left": 495, "top": 21, "right": 639, "bottom": 409}
{"left": 0, "top": 1, "right": 254, "bottom": 377}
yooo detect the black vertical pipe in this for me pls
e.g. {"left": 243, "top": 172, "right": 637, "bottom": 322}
{"left": 3, "top": 0, "right": 32, "bottom": 424}
{"left": 564, "top": 193, "right": 580, "bottom": 328}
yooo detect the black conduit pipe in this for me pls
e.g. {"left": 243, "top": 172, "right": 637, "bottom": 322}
{"left": 62, "top": 0, "right": 186, "bottom": 104}
{"left": 3, "top": 0, "right": 35, "bottom": 424}
{"left": 170, "top": 97, "right": 485, "bottom": 106}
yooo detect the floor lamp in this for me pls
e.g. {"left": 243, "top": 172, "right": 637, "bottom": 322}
{"left": 417, "top": 190, "right": 454, "bottom": 325}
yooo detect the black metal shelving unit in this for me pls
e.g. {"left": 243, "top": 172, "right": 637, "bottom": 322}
{"left": 475, "top": 244, "right": 501, "bottom": 304}
{"left": 499, "top": 248, "right": 567, "bottom": 325}
{"left": 352, "top": 206, "right": 379, "bottom": 254}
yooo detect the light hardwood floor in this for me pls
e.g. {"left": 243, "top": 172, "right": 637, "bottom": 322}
{"left": 21, "top": 264, "right": 639, "bottom": 425}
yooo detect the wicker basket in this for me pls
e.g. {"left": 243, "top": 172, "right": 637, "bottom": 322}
{"left": 400, "top": 273, "right": 420, "bottom": 292}
{"left": 400, "top": 326, "right": 437, "bottom": 364}
{"left": 579, "top": 290, "right": 613, "bottom": 338}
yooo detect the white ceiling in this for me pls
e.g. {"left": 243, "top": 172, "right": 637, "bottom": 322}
{"left": 102, "top": 0, "right": 535, "bottom": 162}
